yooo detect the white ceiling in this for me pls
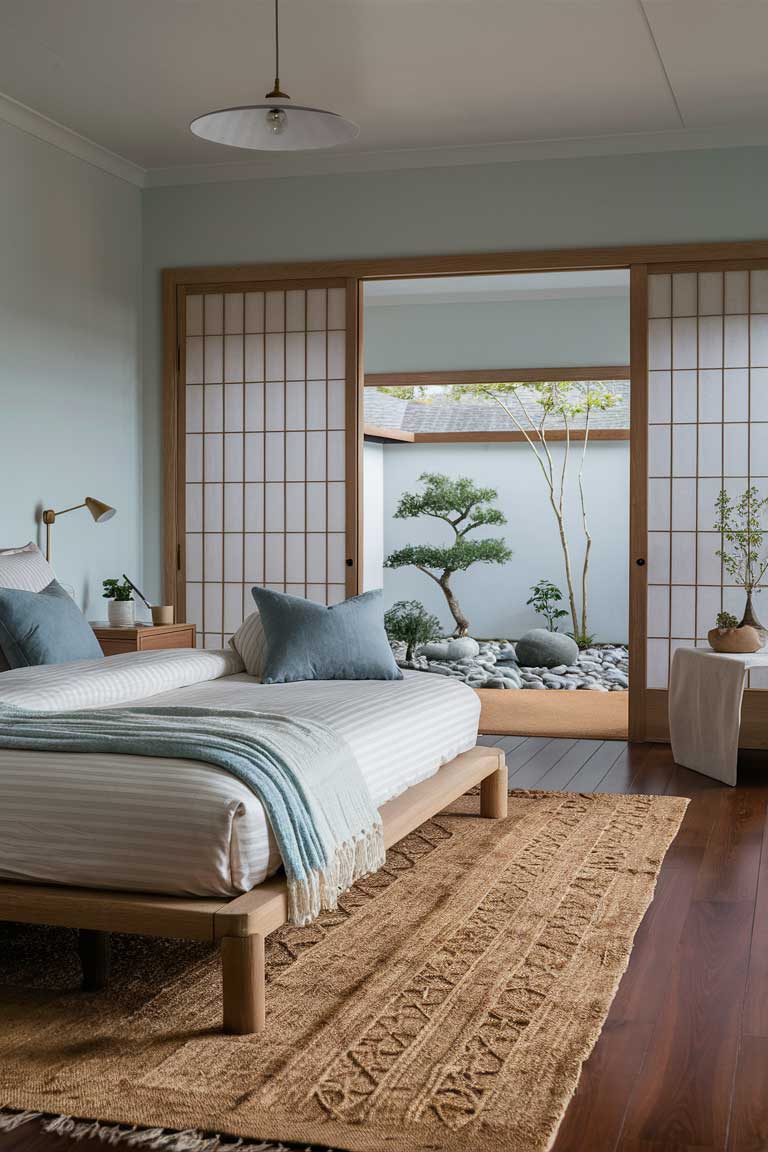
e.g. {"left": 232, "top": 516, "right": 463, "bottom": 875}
{"left": 364, "top": 270, "right": 630, "bottom": 306}
{"left": 0, "top": 0, "right": 767, "bottom": 185}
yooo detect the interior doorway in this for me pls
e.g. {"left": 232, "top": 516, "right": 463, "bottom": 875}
{"left": 359, "top": 269, "right": 631, "bottom": 740}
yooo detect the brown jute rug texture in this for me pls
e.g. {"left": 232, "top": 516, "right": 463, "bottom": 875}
{"left": 0, "top": 790, "right": 686, "bottom": 1152}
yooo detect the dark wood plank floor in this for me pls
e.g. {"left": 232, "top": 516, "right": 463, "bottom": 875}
{"left": 3, "top": 737, "right": 768, "bottom": 1152}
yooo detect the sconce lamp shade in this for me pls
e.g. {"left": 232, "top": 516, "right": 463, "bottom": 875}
{"left": 85, "top": 497, "right": 116, "bottom": 523}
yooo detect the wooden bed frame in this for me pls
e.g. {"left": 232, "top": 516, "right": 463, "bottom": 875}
{"left": 0, "top": 746, "right": 506, "bottom": 1034}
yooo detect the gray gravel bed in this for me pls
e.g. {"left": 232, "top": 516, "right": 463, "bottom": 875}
{"left": 393, "top": 639, "right": 629, "bottom": 690}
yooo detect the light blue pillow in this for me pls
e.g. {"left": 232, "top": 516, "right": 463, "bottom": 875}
{"left": 251, "top": 587, "right": 402, "bottom": 684}
{"left": 0, "top": 580, "right": 103, "bottom": 668}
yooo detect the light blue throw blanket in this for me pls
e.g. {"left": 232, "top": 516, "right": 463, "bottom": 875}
{"left": 0, "top": 705, "right": 385, "bottom": 926}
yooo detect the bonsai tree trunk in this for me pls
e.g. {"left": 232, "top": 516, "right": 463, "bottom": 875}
{"left": 440, "top": 572, "right": 470, "bottom": 636}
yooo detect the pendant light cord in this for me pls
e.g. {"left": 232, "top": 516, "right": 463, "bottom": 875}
{"left": 266, "top": 0, "right": 289, "bottom": 99}
{"left": 274, "top": 0, "right": 280, "bottom": 89}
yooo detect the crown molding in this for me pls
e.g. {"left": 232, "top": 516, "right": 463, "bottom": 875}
{"left": 2, "top": 85, "right": 768, "bottom": 193}
{"left": 144, "top": 125, "right": 768, "bottom": 189}
{"left": 0, "top": 91, "right": 146, "bottom": 187}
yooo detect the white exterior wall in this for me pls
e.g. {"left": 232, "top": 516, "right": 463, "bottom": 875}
{"left": 380, "top": 440, "right": 629, "bottom": 643}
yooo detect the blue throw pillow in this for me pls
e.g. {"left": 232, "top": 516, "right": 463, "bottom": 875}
{"left": 251, "top": 587, "right": 402, "bottom": 684}
{"left": 0, "top": 580, "right": 104, "bottom": 668}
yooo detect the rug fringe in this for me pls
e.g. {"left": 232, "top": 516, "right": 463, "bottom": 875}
{"left": 0, "top": 1109, "right": 327, "bottom": 1152}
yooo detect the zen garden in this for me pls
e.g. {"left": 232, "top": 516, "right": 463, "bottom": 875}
{"left": 380, "top": 379, "right": 768, "bottom": 690}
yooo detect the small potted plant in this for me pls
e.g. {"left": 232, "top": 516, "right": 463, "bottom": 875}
{"left": 715, "top": 486, "right": 768, "bottom": 645}
{"left": 102, "top": 577, "right": 135, "bottom": 627}
{"left": 707, "top": 610, "right": 761, "bottom": 654}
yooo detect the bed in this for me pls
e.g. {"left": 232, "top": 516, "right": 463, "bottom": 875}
{"left": 0, "top": 649, "right": 507, "bottom": 1033}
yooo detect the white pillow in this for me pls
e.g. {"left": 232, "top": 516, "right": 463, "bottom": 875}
{"left": 230, "top": 610, "right": 268, "bottom": 677}
{"left": 0, "top": 542, "right": 55, "bottom": 591}
{"left": 0, "top": 543, "right": 57, "bottom": 672}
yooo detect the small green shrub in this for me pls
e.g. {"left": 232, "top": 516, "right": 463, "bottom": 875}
{"left": 715, "top": 610, "right": 739, "bottom": 630}
{"left": 384, "top": 600, "right": 441, "bottom": 662}
{"left": 568, "top": 630, "right": 596, "bottom": 651}
{"left": 526, "top": 580, "right": 568, "bottom": 631}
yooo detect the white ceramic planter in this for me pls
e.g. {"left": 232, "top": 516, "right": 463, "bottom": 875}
{"left": 107, "top": 599, "right": 135, "bottom": 627}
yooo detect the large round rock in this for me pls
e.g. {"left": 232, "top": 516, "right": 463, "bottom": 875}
{"left": 446, "top": 636, "right": 480, "bottom": 660}
{"left": 419, "top": 637, "right": 480, "bottom": 661}
{"left": 515, "top": 628, "right": 578, "bottom": 669}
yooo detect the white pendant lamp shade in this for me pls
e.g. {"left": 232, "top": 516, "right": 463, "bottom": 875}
{"left": 190, "top": 0, "right": 358, "bottom": 152}
{"left": 191, "top": 101, "right": 358, "bottom": 151}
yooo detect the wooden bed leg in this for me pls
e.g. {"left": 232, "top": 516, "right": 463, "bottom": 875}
{"left": 77, "top": 929, "right": 111, "bottom": 991}
{"left": 221, "top": 933, "right": 265, "bottom": 1035}
{"left": 480, "top": 756, "right": 508, "bottom": 819}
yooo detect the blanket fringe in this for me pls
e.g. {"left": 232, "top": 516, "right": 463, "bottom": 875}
{"left": 0, "top": 1108, "right": 330, "bottom": 1152}
{"left": 288, "top": 822, "right": 385, "bottom": 927}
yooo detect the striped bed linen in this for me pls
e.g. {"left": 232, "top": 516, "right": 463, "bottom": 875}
{"left": 0, "top": 667, "right": 480, "bottom": 897}
{"left": 0, "top": 646, "right": 245, "bottom": 710}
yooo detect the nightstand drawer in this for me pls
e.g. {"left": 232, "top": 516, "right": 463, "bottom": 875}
{"left": 91, "top": 622, "right": 196, "bottom": 656}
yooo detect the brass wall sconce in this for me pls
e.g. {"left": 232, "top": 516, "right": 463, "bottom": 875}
{"left": 42, "top": 496, "right": 116, "bottom": 561}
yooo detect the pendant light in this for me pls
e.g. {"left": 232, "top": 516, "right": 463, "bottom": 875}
{"left": 190, "top": 0, "right": 359, "bottom": 151}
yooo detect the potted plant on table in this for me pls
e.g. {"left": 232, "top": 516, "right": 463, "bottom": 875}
{"left": 714, "top": 486, "right": 768, "bottom": 648}
{"left": 707, "top": 610, "right": 761, "bottom": 654}
{"left": 102, "top": 577, "right": 135, "bottom": 627}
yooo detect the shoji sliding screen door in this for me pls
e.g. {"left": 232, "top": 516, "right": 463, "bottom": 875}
{"left": 172, "top": 279, "right": 360, "bottom": 648}
{"left": 632, "top": 262, "right": 768, "bottom": 742}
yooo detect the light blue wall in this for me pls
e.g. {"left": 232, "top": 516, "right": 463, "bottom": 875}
{"left": 379, "top": 440, "right": 629, "bottom": 643}
{"left": 0, "top": 121, "right": 142, "bottom": 617}
{"left": 142, "top": 146, "right": 768, "bottom": 593}
{"left": 364, "top": 297, "right": 629, "bottom": 373}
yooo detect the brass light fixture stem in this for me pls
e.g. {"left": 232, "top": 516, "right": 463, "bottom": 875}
{"left": 42, "top": 504, "right": 87, "bottom": 562}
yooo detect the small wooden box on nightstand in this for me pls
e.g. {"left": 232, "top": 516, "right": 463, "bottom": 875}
{"left": 91, "top": 622, "right": 196, "bottom": 657}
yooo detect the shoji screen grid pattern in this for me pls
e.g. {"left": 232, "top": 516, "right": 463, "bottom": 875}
{"left": 184, "top": 287, "right": 348, "bottom": 649}
{"left": 647, "top": 268, "right": 768, "bottom": 689}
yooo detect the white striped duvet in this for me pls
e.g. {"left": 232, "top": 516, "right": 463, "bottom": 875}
{"left": 0, "top": 666, "right": 479, "bottom": 897}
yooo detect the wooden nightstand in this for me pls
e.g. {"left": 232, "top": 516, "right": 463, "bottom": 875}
{"left": 91, "top": 622, "right": 196, "bottom": 657}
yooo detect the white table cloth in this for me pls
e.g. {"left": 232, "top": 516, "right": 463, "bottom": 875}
{"left": 669, "top": 647, "right": 768, "bottom": 785}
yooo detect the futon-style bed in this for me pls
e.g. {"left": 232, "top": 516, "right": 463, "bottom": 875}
{"left": 0, "top": 649, "right": 506, "bottom": 1033}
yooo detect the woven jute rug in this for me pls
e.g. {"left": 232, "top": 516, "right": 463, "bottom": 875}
{"left": 0, "top": 790, "right": 686, "bottom": 1152}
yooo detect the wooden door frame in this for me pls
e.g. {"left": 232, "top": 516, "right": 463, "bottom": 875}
{"left": 628, "top": 266, "right": 648, "bottom": 741}
{"left": 164, "top": 239, "right": 768, "bottom": 739}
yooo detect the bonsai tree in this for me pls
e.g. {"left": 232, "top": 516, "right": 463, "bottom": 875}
{"left": 448, "top": 380, "right": 621, "bottom": 647}
{"left": 526, "top": 580, "right": 568, "bottom": 631}
{"left": 714, "top": 485, "right": 768, "bottom": 629}
{"left": 102, "top": 577, "right": 133, "bottom": 601}
{"left": 384, "top": 600, "right": 441, "bottom": 661}
{"left": 384, "top": 473, "right": 512, "bottom": 636}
